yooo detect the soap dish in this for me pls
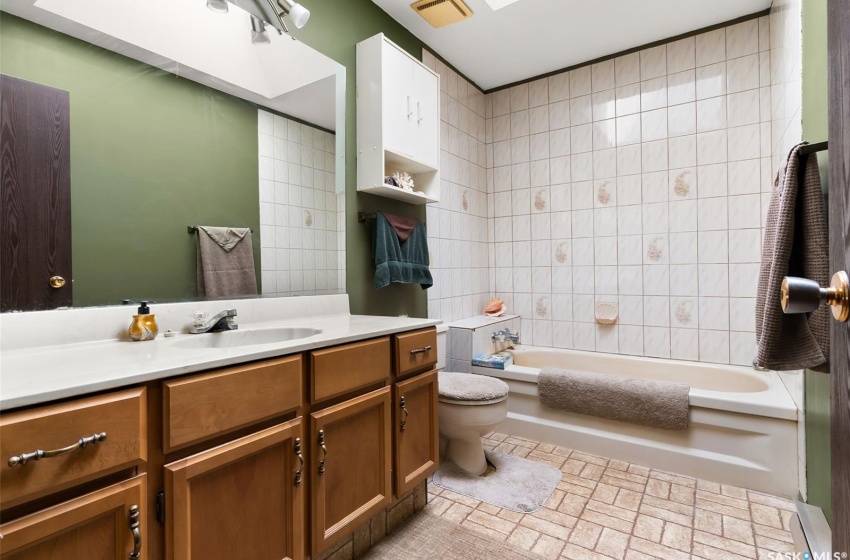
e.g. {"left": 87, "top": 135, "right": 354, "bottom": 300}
{"left": 594, "top": 302, "right": 618, "bottom": 324}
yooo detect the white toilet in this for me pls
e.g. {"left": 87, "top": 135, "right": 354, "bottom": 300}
{"left": 437, "top": 371, "right": 509, "bottom": 476}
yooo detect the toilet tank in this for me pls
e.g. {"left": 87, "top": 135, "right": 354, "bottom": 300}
{"left": 436, "top": 324, "right": 448, "bottom": 370}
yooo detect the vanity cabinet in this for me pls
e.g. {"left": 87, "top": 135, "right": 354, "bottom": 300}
{"left": 0, "top": 325, "right": 439, "bottom": 560}
{"left": 393, "top": 370, "right": 439, "bottom": 496}
{"left": 356, "top": 33, "right": 441, "bottom": 204}
{"left": 0, "top": 388, "right": 147, "bottom": 560}
{"left": 310, "top": 388, "right": 392, "bottom": 556}
{"left": 164, "top": 420, "right": 304, "bottom": 560}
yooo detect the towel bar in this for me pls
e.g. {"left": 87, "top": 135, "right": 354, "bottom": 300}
{"left": 187, "top": 225, "right": 253, "bottom": 234}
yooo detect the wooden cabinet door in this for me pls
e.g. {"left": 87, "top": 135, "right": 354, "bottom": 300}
{"left": 164, "top": 419, "right": 304, "bottom": 560}
{"left": 310, "top": 387, "right": 391, "bottom": 557}
{"left": 0, "top": 474, "right": 146, "bottom": 560}
{"left": 412, "top": 65, "right": 440, "bottom": 169}
{"left": 393, "top": 370, "right": 439, "bottom": 496}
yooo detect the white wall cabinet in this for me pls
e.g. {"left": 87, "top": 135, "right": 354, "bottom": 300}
{"left": 356, "top": 34, "right": 440, "bottom": 204}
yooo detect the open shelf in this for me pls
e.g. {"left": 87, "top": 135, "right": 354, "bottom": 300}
{"left": 384, "top": 149, "right": 437, "bottom": 175}
{"left": 359, "top": 183, "right": 438, "bottom": 205}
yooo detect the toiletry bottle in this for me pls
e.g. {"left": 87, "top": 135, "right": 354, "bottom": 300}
{"left": 129, "top": 301, "right": 159, "bottom": 341}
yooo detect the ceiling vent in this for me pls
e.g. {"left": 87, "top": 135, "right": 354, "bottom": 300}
{"left": 410, "top": 0, "right": 473, "bottom": 28}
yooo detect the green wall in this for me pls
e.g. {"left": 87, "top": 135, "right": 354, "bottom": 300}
{"left": 801, "top": 0, "right": 831, "bottom": 524}
{"left": 292, "top": 1, "right": 429, "bottom": 318}
{"left": 0, "top": 14, "right": 260, "bottom": 307}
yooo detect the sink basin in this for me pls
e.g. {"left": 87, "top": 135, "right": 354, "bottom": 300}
{"left": 169, "top": 327, "right": 322, "bottom": 349}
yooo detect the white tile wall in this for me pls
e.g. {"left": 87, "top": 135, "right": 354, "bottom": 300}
{"left": 421, "top": 52, "right": 491, "bottom": 323}
{"left": 258, "top": 109, "right": 345, "bottom": 297}
{"left": 422, "top": 12, "right": 805, "bottom": 373}
{"left": 474, "top": 16, "right": 777, "bottom": 366}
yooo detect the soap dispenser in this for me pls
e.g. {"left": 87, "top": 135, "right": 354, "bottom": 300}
{"left": 129, "top": 301, "right": 159, "bottom": 341}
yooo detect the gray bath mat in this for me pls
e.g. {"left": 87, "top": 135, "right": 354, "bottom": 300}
{"left": 431, "top": 451, "right": 562, "bottom": 513}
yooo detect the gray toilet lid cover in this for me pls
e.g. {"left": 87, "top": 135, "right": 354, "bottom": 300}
{"left": 438, "top": 371, "right": 509, "bottom": 402}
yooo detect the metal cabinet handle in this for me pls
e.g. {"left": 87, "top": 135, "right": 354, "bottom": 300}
{"left": 417, "top": 101, "right": 423, "bottom": 124}
{"left": 400, "top": 396, "right": 409, "bottom": 432}
{"left": 128, "top": 504, "right": 141, "bottom": 560}
{"left": 8, "top": 432, "right": 107, "bottom": 467}
{"left": 781, "top": 271, "right": 849, "bottom": 322}
{"left": 294, "top": 437, "right": 304, "bottom": 487}
{"left": 410, "top": 345, "right": 432, "bottom": 356}
{"left": 317, "top": 430, "right": 328, "bottom": 475}
{"left": 407, "top": 96, "right": 413, "bottom": 118}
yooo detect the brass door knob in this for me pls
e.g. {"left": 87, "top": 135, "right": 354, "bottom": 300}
{"left": 49, "top": 276, "right": 66, "bottom": 289}
{"left": 781, "top": 271, "right": 849, "bottom": 322}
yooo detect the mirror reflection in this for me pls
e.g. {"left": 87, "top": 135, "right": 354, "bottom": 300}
{"left": 0, "top": 0, "right": 346, "bottom": 312}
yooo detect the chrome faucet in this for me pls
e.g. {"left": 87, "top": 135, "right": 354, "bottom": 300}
{"left": 491, "top": 328, "right": 520, "bottom": 345}
{"left": 189, "top": 309, "right": 238, "bottom": 334}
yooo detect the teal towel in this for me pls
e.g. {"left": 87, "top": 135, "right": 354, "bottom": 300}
{"left": 372, "top": 212, "right": 432, "bottom": 289}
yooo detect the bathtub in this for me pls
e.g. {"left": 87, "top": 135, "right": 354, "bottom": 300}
{"left": 473, "top": 345, "right": 799, "bottom": 497}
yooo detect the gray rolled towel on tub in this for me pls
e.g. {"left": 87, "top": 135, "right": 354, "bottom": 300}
{"left": 538, "top": 368, "right": 690, "bottom": 430}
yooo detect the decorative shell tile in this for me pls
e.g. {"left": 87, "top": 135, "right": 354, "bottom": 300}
{"left": 647, "top": 236, "right": 665, "bottom": 262}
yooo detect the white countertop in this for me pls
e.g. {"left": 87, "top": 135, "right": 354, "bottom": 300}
{"left": 1, "top": 313, "right": 440, "bottom": 411}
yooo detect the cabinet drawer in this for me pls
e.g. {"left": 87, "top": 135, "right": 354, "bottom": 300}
{"left": 394, "top": 328, "right": 437, "bottom": 376}
{"left": 164, "top": 356, "right": 302, "bottom": 453}
{"left": 310, "top": 337, "right": 390, "bottom": 404}
{"left": 0, "top": 387, "right": 147, "bottom": 509}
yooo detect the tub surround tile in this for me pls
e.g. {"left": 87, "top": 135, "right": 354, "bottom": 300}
{"left": 616, "top": 83, "right": 641, "bottom": 116}
{"left": 452, "top": 13, "right": 784, "bottom": 364}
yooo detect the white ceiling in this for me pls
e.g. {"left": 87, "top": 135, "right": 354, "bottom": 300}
{"left": 372, "top": 0, "right": 772, "bottom": 91}
{"left": 2, "top": 0, "right": 342, "bottom": 129}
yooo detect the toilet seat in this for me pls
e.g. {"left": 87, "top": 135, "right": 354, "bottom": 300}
{"left": 438, "top": 371, "right": 509, "bottom": 406}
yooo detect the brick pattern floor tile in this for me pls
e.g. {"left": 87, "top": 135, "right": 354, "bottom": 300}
{"left": 427, "top": 432, "right": 799, "bottom": 559}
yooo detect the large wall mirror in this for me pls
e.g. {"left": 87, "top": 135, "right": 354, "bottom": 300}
{"left": 0, "top": 0, "right": 346, "bottom": 311}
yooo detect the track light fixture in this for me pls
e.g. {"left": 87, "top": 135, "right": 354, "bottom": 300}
{"left": 276, "top": 0, "right": 310, "bottom": 29}
{"left": 260, "top": 0, "right": 310, "bottom": 35}
{"left": 206, "top": 0, "right": 229, "bottom": 13}
{"left": 250, "top": 15, "right": 271, "bottom": 44}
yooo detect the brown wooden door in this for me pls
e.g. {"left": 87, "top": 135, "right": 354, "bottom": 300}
{"left": 393, "top": 369, "right": 439, "bottom": 496}
{"left": 829, "top": 0, "right": 850, "bottom": 551}
{"left": 310, "top": 387, "right": 392, "bottom": 558}
{"left": 0, "top": 474, "right": 146, "bottom": 559}
{"left": 0, "top": 74, "right": 72, "bottom": 312}
{"left": 163, "top": 419, "right": 305, "bottom": 560}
